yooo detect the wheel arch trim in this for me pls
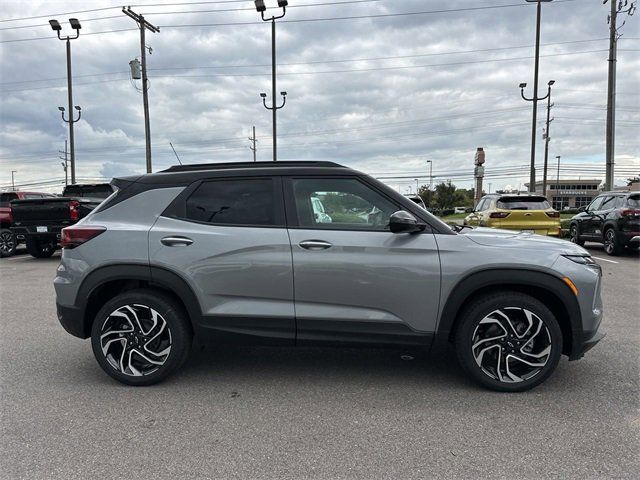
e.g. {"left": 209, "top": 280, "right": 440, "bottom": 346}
{"left": 74, "top": 263, "right": 202, "bottom": 337}
{"left": 436, "top": 268, "right": 583, "bottom": 359}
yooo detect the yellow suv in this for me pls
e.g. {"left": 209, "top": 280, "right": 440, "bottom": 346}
{"left": 464, "top": 194, "right": 561, "bottom": 236}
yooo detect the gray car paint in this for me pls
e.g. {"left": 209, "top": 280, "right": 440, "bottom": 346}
{"left": 55, "top": 185, "right": 603, "bottom": 344}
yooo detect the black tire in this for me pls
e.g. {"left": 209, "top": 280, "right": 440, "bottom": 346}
{"left": 603, "top": 227, "right": 622, "bottom": 256}
{"left": 25, "top": 237, "right": 55, "bottom": 258}
{"left": 0, "top": 228, "right": 16, "bottom": 257}
{"left": 569, "top": 223, "right": 585, "bottom": 247}
{"left": 455, "top": 292, "right": 562, "bottom": 392}
{"left": 90, "top": 289, "right": 192, "bottom": 386}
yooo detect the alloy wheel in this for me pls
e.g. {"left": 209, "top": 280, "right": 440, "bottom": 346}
{"left": 604, "top": 230, "right": 615, "bottom": 255}
{"left": 471, "top": 307, "right": 552, "bottom": 383}
{"left": 570, "top": 226, "right": 579, "bottom": 244}
{"left": 99, "top": 304, "right": 172, "bottom": 376}
{"left": 0, "top": 230, "right": 15, "bottom": 255}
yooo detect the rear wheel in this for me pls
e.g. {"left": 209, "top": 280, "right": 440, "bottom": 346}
{"left": 0, "top": 228, "right": 16, "bottom": 257}
{"left": 603, "top": 228, "right": 622, "bottom": 256}
{"left": 25, "top": 237, "right": 55, "bottom": 258}
{"left": 455, "top": 292, "right": 562, "bottom": 392}
{"left": 91, "top": 289, "right": 192, "bottom": 386}
{"left": 569, "top": 224, "right": 584, "bottom": 247}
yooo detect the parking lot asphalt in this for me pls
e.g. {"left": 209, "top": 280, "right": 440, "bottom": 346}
{"left": 1, "top": 244, "right": 638, "bottom": 480}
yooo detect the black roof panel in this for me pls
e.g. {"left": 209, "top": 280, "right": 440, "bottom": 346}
{"left": 161, "top": 161, "right": 343, "bottom": 173}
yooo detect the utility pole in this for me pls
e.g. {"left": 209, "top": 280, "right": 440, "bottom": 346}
{"left": 249, "top": 126, "right": 257, "bottom": 162}
{"left": 123, "top": 7, "right": 159, "bottom": 173}
{"left": 59, "top": 140, "right": 69, "bottom": 186}
{"left": 604, "top": 0, "right": 636, "bottom": 191}
{"left": 11, "top": 170, "right": 16, "bottom": 191}
{"left": 541, "top": 80, "right": 555, "bottom": 196}
{"left": 426, "top": 160, "right": 433, "bottom": 207}
{"left": 49, "top": 18, "right": 81, "bottom": 184}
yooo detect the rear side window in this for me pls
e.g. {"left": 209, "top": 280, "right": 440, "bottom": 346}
{"left": 184, "top": 178, "right": 277, "bottom": 226}
{"left": 627, "top": 195, "right": 640, "bottom": 208}
{"left": 0, "top": 193, "right": 18, "bottom": 207}
{"left": 497, "top": 197, "right": 551, "bottom": 210}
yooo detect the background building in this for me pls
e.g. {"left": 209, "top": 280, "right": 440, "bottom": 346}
{"left": 525, "top": 179, "right": 601, "bottom": 210}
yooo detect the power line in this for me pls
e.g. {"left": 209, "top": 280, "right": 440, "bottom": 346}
{"left": 0, "top": 1, "right": 579, "bottom": 43}
{"left": 0, "top": 49, "right": 612, "bottom": 92}
{"left": 0, "top": 37, "right": 612, "bottom": 87}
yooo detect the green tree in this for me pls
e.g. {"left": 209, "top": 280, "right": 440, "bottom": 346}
{"left": 433, "top": 181, "right": 457, "bottom": 209}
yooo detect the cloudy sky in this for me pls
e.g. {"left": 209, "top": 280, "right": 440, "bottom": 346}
{"left": 0, "top": 0, "right": 638, "bottom": 193}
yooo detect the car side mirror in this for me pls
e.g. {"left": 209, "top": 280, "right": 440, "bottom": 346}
{"left": 389, "top": 210, "right": 426, "bottom": 234}
{"left": 578, "top": 206, "right": 586, "bottom": 212}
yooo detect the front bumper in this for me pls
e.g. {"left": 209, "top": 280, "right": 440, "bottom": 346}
{"left": 573, "top": 327, "right": 606, "bottom": 359}
{"left": 56, "top": 302, "right": 89, "bottom": 339}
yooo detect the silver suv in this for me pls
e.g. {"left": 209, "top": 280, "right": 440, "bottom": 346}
{"left": 54, "top": 162, "right": 605, "bottom": 391}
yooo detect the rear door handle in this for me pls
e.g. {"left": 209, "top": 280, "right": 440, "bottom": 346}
{"left": 161, "top": 236, "right": 194, "bottom": 247}
{"left": 299, "top": 240, "right": 332, "bottom": 250}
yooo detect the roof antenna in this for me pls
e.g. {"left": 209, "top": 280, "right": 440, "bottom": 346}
{"left": 169, "top": 142, "right": 182, "bottom": 165}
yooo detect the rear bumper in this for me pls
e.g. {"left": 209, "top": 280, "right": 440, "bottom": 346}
{"left": 56, "top": 302, "right": 88, "bottom": 339}
{"left": 12, "top": 225, "right": 63, "bottom": 236}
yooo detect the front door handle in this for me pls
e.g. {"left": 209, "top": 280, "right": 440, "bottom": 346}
{"left": 299, "top": 240, "right": 332, "bottom": 250}
{"left": 161, "top": 236, "right": 194, "bottom": 247}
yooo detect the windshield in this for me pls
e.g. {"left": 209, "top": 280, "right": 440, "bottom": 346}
{"left": 63, "top": 185, "right": 113, "bottom": 199}
{"left": 628, "top": 195, "right": 640, "bottom": 208}
{"left": 497, "top": 197, "right": 552, "bottom": 210}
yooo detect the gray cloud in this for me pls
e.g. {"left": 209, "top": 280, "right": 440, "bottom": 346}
{"left": 0, "top": 0, "right": 638, "bottom": 193}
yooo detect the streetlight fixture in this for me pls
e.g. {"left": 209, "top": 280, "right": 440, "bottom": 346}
{"left": 521, "top": 0, "right": 553, "bottom": 193}
{"left": 255, "top": 0, "right": 288, "bottom": 161}
{"left": 49, "top": 17, "right": 81, "bottom": 184}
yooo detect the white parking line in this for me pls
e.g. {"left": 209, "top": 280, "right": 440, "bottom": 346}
{"left": 592, "top": 256, "right": 619, "bottom": 264}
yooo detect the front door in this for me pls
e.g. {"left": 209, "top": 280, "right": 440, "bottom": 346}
{"left": 284, "top": 177, "right": 441, "bottom": 346}
{"left": 583, "top": 196, "right": 606, "bottom": 239}
{"left": 149, "top": 176, "right": 294, "bottom": 344}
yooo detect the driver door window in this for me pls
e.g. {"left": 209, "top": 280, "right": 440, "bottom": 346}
{"left": 290, "top": 178, "right": 399, "bottom": 231}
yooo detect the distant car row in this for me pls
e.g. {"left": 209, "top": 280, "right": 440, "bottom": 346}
{"left": 0, "top": 184, "right": 115, "bottom": 258}
{"left": 464, "top": 191, "right": 639, "bottom": 256}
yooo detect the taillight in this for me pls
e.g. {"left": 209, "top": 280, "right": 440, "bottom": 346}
{"left": 69, "top": 200, "right": 80, "bottom": 221}
{"left": 61, "top": 226, "right": 106, "bottom": 249}
{"left": 489, "top": 212, "right": 510, "bottom": 219}
{"left": 546, "top": 211, "right": 560, "bottom": 218}
{"left": 621, "top": 209, "right": 640, "bottom": 217}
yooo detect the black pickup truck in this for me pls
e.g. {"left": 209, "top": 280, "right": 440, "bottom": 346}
{"left": 10, "top": 183, "right": 114, "bottom": 258}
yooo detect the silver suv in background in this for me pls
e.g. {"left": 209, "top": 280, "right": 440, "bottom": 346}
{"left": 54, "top": 161, "right": 605, "bottom": 391}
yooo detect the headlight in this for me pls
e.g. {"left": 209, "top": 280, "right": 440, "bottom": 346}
{"left": 563, "top": 254, "right": 597, "bottom": 265}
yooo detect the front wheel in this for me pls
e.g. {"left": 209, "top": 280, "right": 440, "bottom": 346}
{"left": 603, "top": 228, "right": 622, "bottom": 256}
{"left": 455, "top": 292, "right": 562, "bottom": 392}
{"left": 569, "top": 224, "right": 585, "bottom": 246}
{"left": 0, "top": 228, "right": 16, "bottom": 257}
{"left": 25, "top": 237, "right": 55, "bottom": 258}
{"left": 91, "top": 289, "right": 192, "bottom": 386}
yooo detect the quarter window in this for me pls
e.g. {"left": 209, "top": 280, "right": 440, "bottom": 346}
{"left": 291, "top": 178, "right": 398, "bottom": 230}
{"left": 184, "top": 178, "right": 277, "bottom": 226}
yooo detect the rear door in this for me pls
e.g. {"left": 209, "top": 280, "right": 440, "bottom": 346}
{"left": 149, "top": 176, "right": 295, "bottom": 344}
{"left": 284, "top": 176, "right": 441, "bottom": 345}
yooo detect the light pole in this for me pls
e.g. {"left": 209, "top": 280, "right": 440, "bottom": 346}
{"left": 255, "top": 0, "right": 288, "bottom": 162}
{"left": 58, "top": 105, "right": 81, "bottom": 183}
{"left": 11, "top": 170, "right": 16, "bottom": 191}
{"left": 541, "top": 80, "right": 555, "bottom": 197}
{"left": 520, "top": 0, "right": 553, "bottom": 193}
{"left": 49, "top": 18, "right": 81, "bottom": 184}
{"left": 426, "top": 160, "right": 433, "bottom": 207}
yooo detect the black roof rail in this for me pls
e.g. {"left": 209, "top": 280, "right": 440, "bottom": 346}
{"left": 160, "top": 161, "right": 344, "bottom": 173}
